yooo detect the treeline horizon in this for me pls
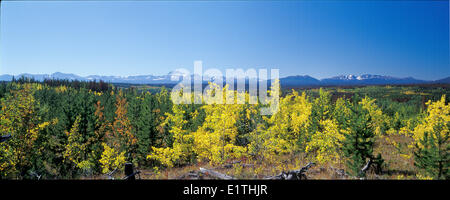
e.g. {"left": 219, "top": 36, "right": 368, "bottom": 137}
{"left": 3, "top": 75, "right": 450, "bottom": 93}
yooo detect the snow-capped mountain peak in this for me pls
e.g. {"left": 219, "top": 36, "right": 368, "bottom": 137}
{"left": 330, "top": 74, "right": 394, "bottom": 81}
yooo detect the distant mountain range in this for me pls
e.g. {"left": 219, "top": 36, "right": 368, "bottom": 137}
{"left": 281, "top": 74, "right": 434, "bottom": 86}
{"left": 1, "top": 72, "right": 449, "bottom": 86}
{"left": 0, "top": 71, "right": 187, "bottom": 85}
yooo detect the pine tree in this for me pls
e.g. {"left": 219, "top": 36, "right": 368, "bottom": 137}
{"left": 33, "top": 83, "right": 72, "bottom": 178}
{"left": 333, "top": 97, "right": 353, "bottom": 130}
{"left": 414, "top": 131, "right": 449, "bottom": 179}
{"left": 308, "top": 88, "right": 333, "bottom": 148}
{"left": 312, "top": 88, "right": 332, "bottom": 122}
{"left": 63, "top": 115, "right": 93, "bottom": 175}
{"left": 130, "top": 92, "right": 156, "bottom": 166}
{"left": 342, "top": 102, "right": 376, "bottom": 177}
{"left": 359, "top": 96, "right": 386, "bottom": 136}
{"left": 413, "top": 95, "right": 449, "bottom": 179}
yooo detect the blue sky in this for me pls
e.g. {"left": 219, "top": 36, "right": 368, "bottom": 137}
{"left": 0, "top": 1, "right": 448, "bottom": 80}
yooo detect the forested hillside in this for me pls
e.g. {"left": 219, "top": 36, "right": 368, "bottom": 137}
{"left": 0, "top": 78, "right": 448, "bottom": 180}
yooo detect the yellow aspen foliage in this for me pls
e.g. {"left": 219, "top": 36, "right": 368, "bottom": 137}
{"left": 313, "top": 88, "right": 332, "bottom": 121}
{"left": 63, "top": 115, "right": 88, "bottom": 168}
{"left": 268, "top": 91, "right": 311, "bottom": 152}
{"left": 359, "top": 96, "right": 385, "bottom": 135}
{"left": 147, "top": 104, "right": 194, "bottom": 167}
{"left": 411, "top": 95, "right": 449, "bottom": 179}
{"left": 291, "top": 91, "right": 313, "bottom": 138}
{"left": 248, "top": 90, "right": 312, "bottom": 165}
{"left": 148, "top": 145, "right": 181, "bottom": 168}
{"left": 55, "top": 85, "right": 68, "bottom": 93}
{"left": 99, "top": 143, "right": 126, "bottom": 174}
{"left": 305, "top": 119, "right": 345, "bottom": 164}
{"left": 0, "top": 84, "right": 52, "bottom": 176}
{"left": 0, "top": 144, "right": 15, "bottom": 177}
{"left": 399, "top": 119, "right": 416, "bottom": 137}
{"left": 333, "top": 97, "right": 353, "bottom": 128}
{"left": 192, "top": 86, "right": 248, "bottom": 165}
{"left": 412, "top": 95, "right": 449, "bottom": 149}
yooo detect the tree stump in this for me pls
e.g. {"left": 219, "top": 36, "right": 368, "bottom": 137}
{"left": 124, "top": 163, "right": 135, "bottom": 180}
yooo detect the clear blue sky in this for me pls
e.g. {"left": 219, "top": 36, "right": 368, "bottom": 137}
{"left": 0, "top": 1, "right": 448, "bottom": 80}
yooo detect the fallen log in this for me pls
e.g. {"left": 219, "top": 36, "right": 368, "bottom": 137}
{"left": 178, "top": 162, "right": 315, "bottom": 180}
{"left": 105, "top": 168, "right": 119, "bottom": 180}
{"left": 360, "top": 158, "right": 372, "bottom": 175}
{"left": 264, "top": 162, "right": 316, "bottom": 180}
{"left": 298, "top": 162, "right": 316, "bottom": 174}
{"left": 29, "top": 171, "right": 42, "bottom": 180}
{"left": 199, "top": 167, "right": 235, "bottom": 180}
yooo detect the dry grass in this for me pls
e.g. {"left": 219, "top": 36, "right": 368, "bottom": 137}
{"left": 135, "top": 155, "right": 351, "bottom": 180}
{"left": 86, "top": 134, "right": 419, "bottom": 180}
{"left": 373, "top": 134, "right": 417, "bottom": 179}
